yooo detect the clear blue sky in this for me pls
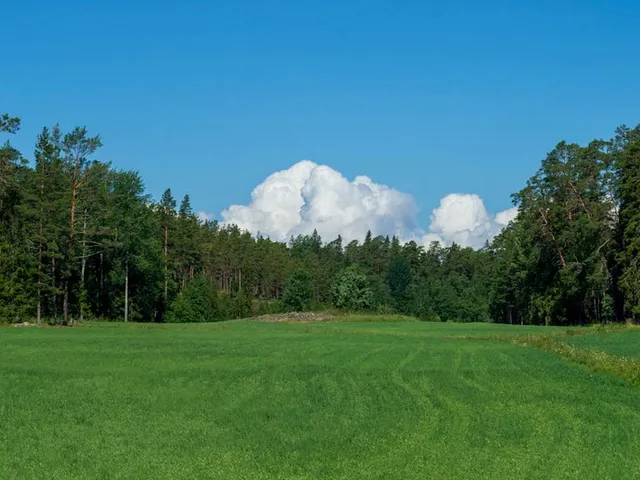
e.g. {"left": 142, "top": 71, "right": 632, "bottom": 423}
{"left": 3, "top": 0, "right": 639, "bottom": 225}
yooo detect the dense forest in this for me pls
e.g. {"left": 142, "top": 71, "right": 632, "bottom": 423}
{"left": 1, "top": 112, "right": 639, "bottom": 325}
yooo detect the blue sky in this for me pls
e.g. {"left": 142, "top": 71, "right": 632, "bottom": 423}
{"left": 3, "top": 0, "right": 640, "bottom": 234}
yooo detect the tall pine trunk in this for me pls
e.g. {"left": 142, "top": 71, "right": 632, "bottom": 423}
{"left": 63, "top": 281, "right": 69, "bottom": 325}
{"left": 36, "top": 247, "right": 42, "bottom": 326}
{"left": 36, "top": 289, "right": 41, "bottom": 326}
{"left": 124, "top": 261, "right": 129, "bottom": 323}
{"left": 99, "top": 252, "right": 104, "bottom": 316}
{"left": 52, "top": 257, "right": 57, "bottom": 323}
{"left": 65, "top": 167, "right": 79, "bottom": 326}
{"left": 36, "top": 174, "right": 45, "bottom": 327}
{"left": 163, "top": 223, "right": 168, "bottom": 302}
{"left": 80, "top": 210, "right": 87, "bottom": 321}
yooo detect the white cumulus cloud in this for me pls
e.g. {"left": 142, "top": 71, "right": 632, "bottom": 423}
{"left": 495, "top": 206, "right": 519, "bottom": 226}
{"left": 426, "top": 194, "right": 518, "bottom": 249}
{"left": 219, "top": 161, "right": 516, "bottom": 249}
{"left": 221, "top": 160, "right": 317, "bottom": 239}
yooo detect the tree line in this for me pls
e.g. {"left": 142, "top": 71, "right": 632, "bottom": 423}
{"left": 1, "top": 112, "right": 638, "bottom": 325}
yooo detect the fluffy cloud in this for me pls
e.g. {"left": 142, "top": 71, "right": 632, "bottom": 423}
{"left": 426, "top": 195, "right": 518, "bottom": 249}
{"left": 220, "top": 161, "right": 516, "bottom": 249}
{"left": 221, "top": 161, "right": 317, "bottom": 238}
{"left": 197, "top": 211, "right": 214, "bottom": 223}
{"left": 495, "top": 206, "right": 519, "bottom": 227}
{"left": 221, "top": 161, "right": 417, "bottom": 242}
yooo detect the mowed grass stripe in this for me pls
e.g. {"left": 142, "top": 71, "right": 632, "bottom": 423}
{"left": 1, "top": 322, "right": 639, "bottom": 479}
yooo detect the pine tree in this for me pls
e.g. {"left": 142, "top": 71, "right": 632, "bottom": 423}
{"left": 0, "top": 113, "right": 20, "bottom": 134}
{"left": 0, "top": 113, "right": 32, "bottom": 321}
{"left": 159, "top": 188, "right": 177, "bottom": 313}
{"left": 61, "top": 127, "right": 102, "bottom": 325}
{"left": 175, "top": 194, "right": 200, "bottom": 292}
{"left": 388, "top": 255, "right": 411, "bottom": 311}
{"left": 614, "top": 125, "right": 640, "bottom": 321}
{"left": 108, "top": 171, "right": 154, "bottom": 322}
{"left": 30, "top": 126, "right": 65, "bottom": 324}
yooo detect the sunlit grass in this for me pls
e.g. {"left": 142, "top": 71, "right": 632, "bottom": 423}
{"left": 561, "top": 327, "right": 640, "bottom": 359}
{"left": 1, "top": 320, "right": 639, "bottom": 479}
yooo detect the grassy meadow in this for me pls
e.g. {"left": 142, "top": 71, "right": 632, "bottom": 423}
{"left": 1, "top": 319, "right": 639, "bottom": 479}
{"left": 562, "top": 328, "right": 640, "bottom": 359}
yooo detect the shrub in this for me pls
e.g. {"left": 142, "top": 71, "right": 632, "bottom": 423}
{"left": 166, "top": 277, "right": 219, "bottom": 323}
{"left": 331, "top": 265, "right": 374, "bottom": 311}
{"left": 253, "top": 298, "right": 286, "bottom": 316}
{"left": 283, "top": 269, "right": 314, "bottom": 312}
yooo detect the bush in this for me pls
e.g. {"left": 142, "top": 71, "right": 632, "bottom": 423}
{"left": 166, "top": 277, "right": 219, "bottom": 323}
{"left": 331, "top": 265, "right": 374, "bottom": 311}
{"left": 226, "top": 290, "right": 252, "bottom": 319}
{"left": 283, "top": 269, "right": 314, "bottom": 312}
{"left": 419, "top": 308, "right": 442, "bottom": 322}
{"left": 253, "top": 298, "right": 286, "bottom": 316}
{"left": 216, "top": 290, "right": 253, "bottom": 320}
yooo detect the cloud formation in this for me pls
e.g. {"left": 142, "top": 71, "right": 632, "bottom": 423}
{"left": 426, "top": 195, "right": 518, "bottom": 248}
{"left": 197, "top": 211, "right": 214, "bottom": 223}
{"left": 219, "top": 161, "right": 516, "bottom": 249}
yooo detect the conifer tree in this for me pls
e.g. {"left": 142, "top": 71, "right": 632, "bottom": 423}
{"left": 614, "top": 125, "right": 640, "bottom": 320}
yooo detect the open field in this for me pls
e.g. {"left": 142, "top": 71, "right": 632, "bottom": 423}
{"left": 1, "top": 320, "right": 639, "bottom": 479}
{"left": 562, "top": 328, "right": 640, "bottom": 359}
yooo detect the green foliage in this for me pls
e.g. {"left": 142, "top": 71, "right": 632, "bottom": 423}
{"left": 614, "top": 126, "right": 640, "bottom": 321}
{"left": 492, "top": 132, "right": 628, "bottom": 325}
{"left": 253, "top": 298, "right": 286, "bottom": 316}
{"left": 0, "top": 113, "right": 20, "bottom": 134}
{"left": 387, "top": 255, "right": 411, "bottom": 311}
{"left": 2, "top": 111, "right": 640, "bottom": 326}
{"left": 283, "top": 269, "right": 314, "bottom": 311}
{"left": 222, "top": 290, "right": 253, "bottom": 319}
{"left": 331, "top": 265, "right": 374, "bottom": 311}
{"left": 166, "top": 276, "right": 218, "bottom": 323}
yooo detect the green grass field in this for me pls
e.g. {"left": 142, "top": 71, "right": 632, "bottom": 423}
{"left": 562, "top": 329, "right": 640, "bottom": 359}
{"left": 1, "top": 320, "right": 639, "bottom": 479}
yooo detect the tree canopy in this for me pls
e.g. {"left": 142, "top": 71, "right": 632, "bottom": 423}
{"left": 1, "top": 111, "right": 639, "bottom": 325}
